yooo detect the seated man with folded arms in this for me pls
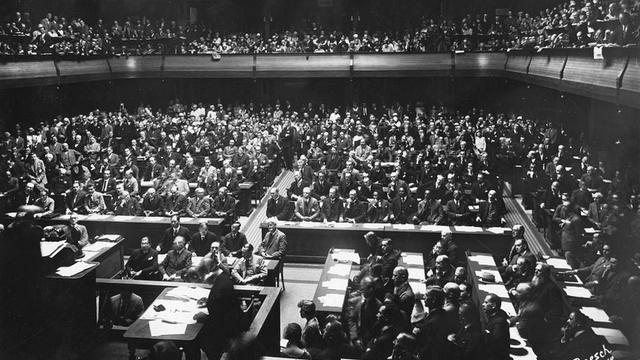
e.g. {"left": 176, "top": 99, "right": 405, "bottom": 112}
{"left": 141, "top": 187, "right": 164, "bottom": 217}
{"left": 163, "top": 184, "right": 188, "bottom": 217}
{"left": 342, "top": 189, "right": 366, "bottom": 223}
{"left": 159, "top": 236, "right": 192, "bottom": 281}
{"left": 294, "top": 187, "right": 321, "bottom": 221}
{"left": 125, "top": 237, "right": 160, "bottom": 280}
{"left": 231, "top": 243, "right": 267, "bottom": 285}
{"left": 211, "top": 186, "right": 236, "bottom": 219}
{"left": 186, "top": 187, "right": 211, "bottom": 218}
{"left": 221, "top": 221, "right": 248, "bottom": 257}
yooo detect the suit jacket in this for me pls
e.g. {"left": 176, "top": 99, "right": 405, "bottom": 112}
{"left": 114, "top": 197, "right": 140, "bottom": 216}
{"left": 347, "top": 296, "right": 382, "bottom": 343}
{"left": 220, "top": 231, "right": 248, "bottom": 255}
{"left": 311, "top": 180, "right": 331, "bottom": 199}
{"left": 63, "top": 224, "right": 89, "bottom": 248}
{"left": 416, "top": 199, "right": 444, "bottom": 225}
{"left": 287, "top": 179, "right": 309, "bottom": 199}
{"left": 189, "top": 231, "right": 218, "bottom": 257}
{"left": 144, "top": 163, "right": 164, "bottom": 180}
{"left": 394, "top": 282, "right": 415, "bottom": 316}
{"left": 159, "top": 225, "right": 191, "bottom": 253}
{"left": 84, "top": 191, "right": 107, "bottom": 213}
{"left": 125, "top": 248, "right": 159, "bottom": 277}
{"left": 164, "top": 193, "right": 188, "bottom": 216}
{"left": 96, "top": 177, "right": 117, "bottom": 196}
{"left": 159, "top": 248, "right": 192, "bottom": 277}
{"left": 587, "top": 201, "right": 605, "bottom": 227}
{"left": 390, "top": 196, "right": 418, "bottom": 224}
{"left": 107, "top": 293, "right": 144, "bottom": 326}
{"left": 257, "top": 229, "right": 287, "bottom": 259}
{"left": 211, "top": 194, "right": 236, "bottom": 215}
{"left": 266, "top": 196, "right": 289, "bottom": 220}
{"left": 65, "top": 190, "right": 86, "bottom": 213}
{"left": 231, "top": 255, "right": 267, "bottom": 284}
{"left": 186, "top": 196, "right": 211, "bottom": 218}
{"left": 141, "top": 194, "right": 164, "bottom": 215}
{"left": 343, "top": 199, "right": 366, "bottom": 223}
{"left": 362, "top": 325, "right": 399, "bottom": 360}
{"left": 560, "top": 213, "right": 584, "bottom": 252}
{"left": 367, "top": 199, "right": 390, "bottom": 222}
{"left": 415, "top": 308, "right": 449, "bottom": 360}
{"left": 446, "top": 199, "right": 471, "bottom": 225}
{"left": 484, "top": 309, "right": 510, "bottom": 360}
{"left": 478, "top": 199, "right": 505, "bottom": 227}
{"left": 294, "top": 196, "right": 321, "bottom": 220}
{"left": 321, "top": 197, "right": 344, "bottom": 221}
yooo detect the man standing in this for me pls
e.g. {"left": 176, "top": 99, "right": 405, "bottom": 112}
{"left": 390, "top": 187, "right": 418, "bottom": 224}
{"left": 159, "top": 236, "right": 192, "bottom": 281}
{"left": 481, "top": 294, "right": 509, "bottom": 360}
{"left": 257, "top": 220, "right": 288, "bottom": 260}
{"left": 158, "top": 215, "right": 191, "bottom": 253}
{"left": 125, "top": 237, "right": 160, "bottom": 280}
{"left": 391, "top": 266, "right": 415, "bottom": 317}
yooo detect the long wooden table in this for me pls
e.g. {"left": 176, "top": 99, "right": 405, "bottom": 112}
{"left": 261, "top": 221, "right": 512, "bottom": 263}
{"left": 466, "top": 251, "right": 536, "bottom": 360}
{"left": 312, "top": 249, "right": 358, "bottom": 321}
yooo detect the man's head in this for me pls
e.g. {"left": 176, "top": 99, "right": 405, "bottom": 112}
{"left": 231, "top": 221, "right": 241, "bottom": 233}
{"left": 392, "top": 266, "right": 408, "bottom": 287}
{"left": 512, "top": 224, "right": 525, "bottom": 239}
{"left": 482, "top": 293, "right": 501, "bottom": 314}
{"left": 302, "top": 187, "right": 311, "bottom": 199}
{"left": 269, "top": 188, "right": 279, "bottom": 199}
{"left": 210, "top": 241, "right": 220, "bottom": 254}
{"left": 514, "top": 239, "right": 527, "bottom": 254}
{"left": 454, "top": 267, "right": 466, "bottom": 284}
{"left": 360, "top": 276, "right": 376, "bottom": 299}
{"left": 348, "top": 189, "right": 357, "bottom": 201}
{"left": 424, "top": 286, "right": 445, "bottom": 310}
{"left": 267, "top": 220, "right": 277, "bottom": 233}
{"left": 380, "top": 239, "right": 393, "bottom": 255}
{"left": 328, "top": 187, "right": 337, "bottom": 199}
{"left": 441, "top": 229, "right": 453, "bottom": 244}
{"left": 39, "top": 189, "right": 48, "bottom": 200}
{"left": 69, "top": 212, "right": 79, "bottom": 225}
{"left": 297, "top": 300, "right": 316, "bottom": 319}
{"left": 241, "top": 243, "right": 254, "bottom": 259}
{"left": 173, "top": 236, "right": 186, "bottom": 251}
{"left": 140, "top": 237, "right": 151, "bottom": 251}
{"left": 170, "top": 215, "right": 180, "bottom": 228}
{"left": 435, "top": 255, "right": 450, "bottom": 273}
{"left": 198, "top": 221, "right": 208, "bottom": 234}
{"left": 195, "top": 187, "right": 205, "bottom": 198}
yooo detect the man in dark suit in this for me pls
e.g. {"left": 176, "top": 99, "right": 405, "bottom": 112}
{"left": 287, "top": 171, "right": 309, "bottom": 201}
{"left": 220, "top": 221, "right": 247, "bottom": 256}
{"left": 159, "top": 236, "right": 192, "bottom": 281}
{"left": 141, "top": 188, "right": 164, "bottom": 216}
{"left": 391, "top": 266, "right": 415, "bottom": 317}
{"left": 347, "top": 276, "right": 382, "bottom": 348}
{"left": 294, "top": 186, "right": 321, "bottom": 221}
{"left": 446, "top": 190, "right": 471, "bottom": 225}
{"left": 390, "top": 187, "right": 418, "bottom": 224}
{"left": 321, "top": 187, "right": 344, "bottom": 222}
{"left": 64, "top": 181, "right": 86, "bottom": 214}
{"left": 310, "top": 171, "right": 331, "bottom": 199}
{"left": 157, "top": 215, "right": 191, "bottom": 253}
{"left": 96, "top": 169, "right": 117, "bottom": 197}
{"left": 125, "top": 237, "right": 160, "bottom": 280}
{"left": 367, "top": 190, "right": 391, "bottom": 223}
{"left": 144, "top": 156, "right": 164, "bottom": 181}
{"left": 476, "top": 190, "right": 506, "bottom": 227}
{"left": 415, "top": 189, "right": 444, "bottom": 225}
{"left": 256, "top": 220, "right": 287, "bottom": 260}
{"left": 163, "top": 185, "right": 188, "bottom": 217}
{"left": 570, "top": 181, "right": 593, "bottom": 209}
{"left": 266, "top": 188, "right": 289, "bottom": 220}
{"left": 188, "top": 221, "right": 219, "bottom": 257}
{"left": 481, "top": 294, "right": 510, "bottom": 360}
{"left": 342, "top": 189, "right": 367, "bottom": 223}
{"left": 211, "top": 186, "right": 236, "bottom": 219}
{"left": 413, "top": 286, "right": 449, "bottom": 360}
{"left": 612, "top": 12, "right": 639, "bottom": 46}
{"left": 560, "top": 203, "right": 585, "bottom": 269}
{"left": 105, "top": 289, "right": 144, "bottom": 327}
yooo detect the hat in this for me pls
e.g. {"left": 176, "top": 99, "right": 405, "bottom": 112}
{"left": 480, "top": 272, "right": 496, "bottom": 283}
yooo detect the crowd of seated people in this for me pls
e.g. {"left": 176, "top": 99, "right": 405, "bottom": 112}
{"left": 2, "top": 0, "right": 637, "bottom": 57}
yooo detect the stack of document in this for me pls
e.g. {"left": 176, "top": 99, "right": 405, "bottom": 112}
{"left": 318, "top": 294, "right": 344, "bottom": 307}
{"left": 41, "top": 241, "right": 67, "bottom": 258}
{"left": 332, "top": 251, "right": 360, "bottom": 264}
{"left": 56, "top": 261, "right": 95, "bottom": 277}
{"left": 327, "top": 263, "right": 352, "bottom": 276}
{"left": 166, "top": 286, "right": 210, "bottom": 300}
{"left": 402, "top": 254, "right": 424, "bottom": 266}
{"left": 468, "top": 254, "right": 495, "bottom": 266}
{"left": 321, "top": 278, "right": 349, "bottom": 290}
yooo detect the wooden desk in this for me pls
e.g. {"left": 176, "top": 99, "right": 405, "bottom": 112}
{"left": 466, "top": 252, "right": 536, "bottom": 360}
{"left": 82, "top": 238, "right": 125, "bottom": 278}
{"left": 312, "top": 249, "right": 357, "bottom": 321}
{"left": 261, "top": 221, "right": 512, "bottom": 263}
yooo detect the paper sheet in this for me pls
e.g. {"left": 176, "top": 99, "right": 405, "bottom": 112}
{"left": 317, "top": 294, "right": 344, "bottom": 307}
{"left": 409, "top": 281, "right": 427, "bottom": 295}
{"left": 322, "top": 278, "right": 349, "bottom": 290}
{"left": 468, "top": 254, "right": 495, "bottom": 266}
{"left": 327, "top": 263, "right": 352, "bottom": 276}
{"left": 564, "top": 285, "right": 593, "bottom": 299}
{"left": 453, "top": 226, "right": 479, "bottom": 232}
{"left": 97, "top": 234, "right": 121, "bottom": 242}
{"left": 332, "top": 252, "right": 361, "bottom": 264}
{"left": 41, "top": 241, "right": 67, "bottom": 257}
{"left": 580, "top": 307, "right": 611, "bottom": 323}
{"left": 83, "top": 241, "right": 113, "bottom": 252}
{"left": 478, "top": 283, "right": 509, "bottom": 298}
{"left": 501, "top": 302, "right": 517, "bottom": 317}
{"left": 402, "top": 254, "right": 424, "bottom": 266}
{"left": 474, "top": 269, "right": 502, "bottom": 282}
{"left": 56, "top": 261, "right": 95, "bottom": 277}
{"left": 407, "top": 268, "right": 425, "bottom": 280}
{"left": 487, "top": 227, "right": 505, "bottom": 234}
{"left": 166, "top": 286, "right": 210, "bottom": 300}
{"left": 584, "top": 228, "right": 598, "bottom": 234}
{"left": 592, "top": 327, "right": 629, "bottom": 346}
{"left": 148, "top": 320, "right": 188, "bottom": 336}
{"left": 546, "top": 257, "right": 572, "bottom": 270}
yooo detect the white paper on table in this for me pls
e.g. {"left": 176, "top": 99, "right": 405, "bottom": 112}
{"left": 280, "top": 339, "right": 289, "bottom": 348}
{"left": 407, "top": 268, "right": 425, "bottom": 280}
{"left": 333, "top": 222, "right": 352, "bottom": 228}
{"left": 166, "top": 286, "right": 210, "bottom": 300}
{"left": 474, "top": 269, "right": 502, "bottom": 282}
{"left": 332, "top": 252, "right": 361, "bottom": 264}
{"left": 41, "top": 241, "right": 67, "bottom": 257}
{"left": 402, "top": 254, "right": 423, "bottom": 266}
{"left": 580, "top": 307, "right": 611, "bottom": 323}
{"left": 564, "top": 285, "right": 593, "bottom": 299}
{"left": 83, "top": 241, "right": 113, "bottom": 252}
{"left": 546, "top": 257, "right": 572, "bottom": 270}
{"left": 148, "top": 320, "right": 188, "bottom": 336}
{"left": 362, "top": 223, "right": 384, "bottom": 229}
{"left": 409, "top": 282, "right": 426, "bottom": 295}
{"left": 97, "top": 234, "right": 121, "bottom": 242}
{"left": 584, "top": 228, "right": 598, "bottom": 234}
{"left": 487, "top": 227, "right": 505, "bottom": 234}
{"left": 501, "top": 302, "right": 517, "bottom": 317}
{"left": 327, "top": 263, "right": 352, "bottom": 276}
{"left": 592, "top": 327, "right": 629, "bottom": 346}
{"left": 317, "top": 293, "right": 344, "bottom": 307}
{"left": 5, "top": 212, "right": 17, "bottom": 218}
{"left": 468, "top": 254, "right": 495, "bottom": 266}
{"left": 56, "top": 261, "right": 95, "bottom": 277}
{"left": 393, "top": 224, "right": 415, "bottom": 230}
{"left": 453, "top": 226, "right": 478, "bottom": 232}
{"left": 322, "top": 278, "right": 349, "bottom": 290}
{"left": 478, "top": 283, "right": 509, "bottom": 298}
